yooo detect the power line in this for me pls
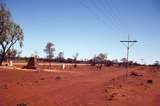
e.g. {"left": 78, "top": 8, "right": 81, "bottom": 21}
{"left": 80, "top": 0, "right": 108, "bottom": 27}
{"left": 80, "top": 0, "right": 122, "bottom": 31}
{"left": 85, "top": 0, "right": 128, "bottom": 34}
{"left": 93, "top": 0, "right": 120, "bottom": 31}
{"left": 103, "top": 0, "right": 122, "bottom": 29}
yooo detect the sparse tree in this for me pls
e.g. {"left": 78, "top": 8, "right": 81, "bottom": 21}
{"left": 6, "top": 47, "right": 17, "bottom": 60}
{"left": 44, "top": 42, "right": 55, "bottom": 69}
{"left": 0, "top": 4, "right": 24, "bottom": 65}
{"left": 154, "top": 60, "right": 159, "bottom": 66}
{"left": 17, "top": 51, "right": 22, "bottom": 58}
{"left": 112, "top": 59, "right": 118, "bottom": 64}
{"left": 73, "top": 52, "right": 78, "bottom": 61}
{"left": 121, "top": 58, "right": 127, "bottom": 63}
{"left": 57, "top": 52, "right": 64, "bottom": 62}
{"left": 34, "top": 51, "right": 39, "bottom": 58}
{"left": 73, "top": 52, "right": 79, "bottom": 68}
{"left": 90, "top": 55, "right": 97, "bottom": 66}
{"left": 90, "top": 53, "right": 107, "bottom": 66}
{"left": 120, "top": 58, "right": 127, "bottom": 67}
{"left": 96, "top": 53, "right": 107, "bottom": 63}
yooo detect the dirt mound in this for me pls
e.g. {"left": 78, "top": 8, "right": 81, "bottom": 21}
{"left": 24, "top": 57, "right": 38, "bottom": 69}
{"left": 130, "top": 71, "right": 143, "bottom": 76}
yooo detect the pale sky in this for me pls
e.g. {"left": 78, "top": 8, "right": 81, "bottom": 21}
{"left": 5, "top": 0, "right": 160, "bottom": 64}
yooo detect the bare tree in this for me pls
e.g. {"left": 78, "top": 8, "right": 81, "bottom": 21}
{"left": 0, "top": 4, "right": 24, "bottom": 65}
{"left": 44, "top": 42, "right": 55, "bottom": 69}
{"left": 73, "top": 52, "right": 79, "bottom": 68}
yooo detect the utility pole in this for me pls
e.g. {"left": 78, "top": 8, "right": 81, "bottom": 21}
{"left": 120, "top": 35, "right": 138, "bottom": 79}
{"left": 140, "top": 59, "right": 145, "bottom": 65}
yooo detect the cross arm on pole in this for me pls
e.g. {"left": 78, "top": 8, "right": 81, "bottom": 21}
{"left": 120, "top": 40, "right": 137, "bottom": 43}
{"left": 120, "top": 40, "right": 138, "bottom": 48}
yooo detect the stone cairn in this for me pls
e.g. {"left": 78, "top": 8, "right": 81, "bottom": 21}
{"left": 24, "top": 57, "right": 38, "bottom": 69}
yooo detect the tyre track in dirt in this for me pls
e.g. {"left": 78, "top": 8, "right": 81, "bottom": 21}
{"left": 7, "top": 70, "right": 124, "bottom": 106}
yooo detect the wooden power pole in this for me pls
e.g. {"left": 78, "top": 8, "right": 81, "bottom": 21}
{"left": 120, "top": 35, "right": 138, "bottom": 78}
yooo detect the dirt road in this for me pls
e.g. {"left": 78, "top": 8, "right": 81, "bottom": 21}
{"left": 1, "top": 66, "right": 160, "bottom": 106}
{"left": 0, "top": 67, "right": 124, "bottom": 106}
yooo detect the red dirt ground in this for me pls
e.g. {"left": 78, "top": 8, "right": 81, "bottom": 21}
{"left": 0, "top": 64, "right": 160, "bottom": 106}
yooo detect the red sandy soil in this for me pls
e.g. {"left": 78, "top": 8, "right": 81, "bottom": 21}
{"left": 0, "top": 64, "right": 160, "bottom": 106}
